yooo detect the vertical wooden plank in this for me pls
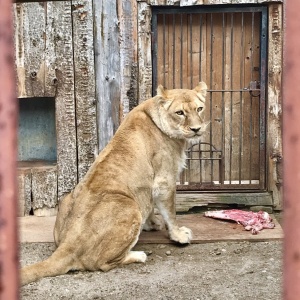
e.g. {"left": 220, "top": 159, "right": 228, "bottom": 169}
{"left": 189, "top": 13, "right": 201, "bottom": 87}
{"left": 93, "top": 0, "right": 121, "bottom": 151}
{"left": 14, "top": 3, "right": 47, "bottom": 98}
{"left": 138, "top": 2, "right": 152, "bottom": 101}
{"left": 31, "top": 166, "right": 58, "bottom": 216}
{"left": 72, "top": 0, "right": 98, "bottom": 180}
{"left": 241, "top": 12, "right": 253, "bottom": 182}
{"left": 241, "top": 12, "right": 260, "bottom": 183}
{"left": 48, "top": 1, "right": 78, "bottom": 198}
{"left": 44, "top": 3, "right": 58, "bottom": 97}
{"left": 268, "top": 3, "right": 283, "bottom": 209}
{"left": 118, "top": 0, "right": 138, "bottom": 116}
{"left": 156, "top": 14, "right": 165, "bottom": 87}
{"left": 223, "top": 12, "right": 233, "bottom": 182}
{"left": 210, "top": 13, "right": 224, "bottom": 182}
{"left": 17, "top": 168, "right": 31, "bottom": 216}
{"left": 231, "top": 13, "right": 243, "bottom": 182}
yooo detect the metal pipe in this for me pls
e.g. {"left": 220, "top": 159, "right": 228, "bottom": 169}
{"left": 0, "top": 0, "right": 19, "bottom": 299}
{"left": 283, "top": 0, "right": 300, "bottom": 298}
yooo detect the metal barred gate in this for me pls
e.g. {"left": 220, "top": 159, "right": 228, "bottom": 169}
{"left": 152, "top": 6, "right": 267, "bottom": 192}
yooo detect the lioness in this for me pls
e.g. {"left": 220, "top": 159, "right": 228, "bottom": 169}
{"left": 21, "top": 82, "right": 208, "bottom": 285}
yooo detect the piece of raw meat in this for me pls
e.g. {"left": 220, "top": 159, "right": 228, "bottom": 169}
{"left": 204, "top": 209, "right": 275, "bottom": 234}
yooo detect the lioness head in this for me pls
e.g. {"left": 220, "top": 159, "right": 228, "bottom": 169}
{"left": 155, "top": 82, "right": 209, "bottom": 141}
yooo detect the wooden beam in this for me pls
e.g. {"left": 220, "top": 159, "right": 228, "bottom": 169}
{"left": 137, "top": 2, "right": 152, "bottom": 102}
{"left": 176, "top": 192, "right": 273, "bottom": 212}
{"left": 118, "top": 0, "right": 139, "bottom": 116}
{"left": 49, "top": 1, "right": 78, "bottom": 198}
{"left": 72, "top": 0, "right": 98, "bottom": 180}
{"left": 93, "top": 0, "right": 121, "bottom": 151}
{"left": 267, "top": 3, "right": 283, "bottom": 210}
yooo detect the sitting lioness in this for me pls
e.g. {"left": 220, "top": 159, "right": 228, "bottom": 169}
{"left": 21, "top": 82, "right": 208, "bottom": 285}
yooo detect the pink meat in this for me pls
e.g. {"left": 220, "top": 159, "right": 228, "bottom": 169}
{"left": 204, "top": 209, "right": 275, "bottom": 234}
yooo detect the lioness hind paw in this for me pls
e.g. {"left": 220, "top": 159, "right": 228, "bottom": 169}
{"left": 143, "top": 215, "right": 165, "bottom": 232}
{"left": 170, "top": 226, "right": 193, "bottom": 244}
{"left": 123, "top": 251, "right": 147, "bottom": 265}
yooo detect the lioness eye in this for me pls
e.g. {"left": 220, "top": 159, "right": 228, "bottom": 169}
{"left": 197, "top": 107, "right": 203, "bottom": 112}
{"left": 176, "top": 110, "right": 184, "bottom": 116}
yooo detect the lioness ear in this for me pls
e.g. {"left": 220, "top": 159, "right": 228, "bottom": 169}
{"left": 156, "top": 85, "right": 172, "bottom": 110}
{"left": 157, "top": 85, "right": 168, "bottom": 98}
{"left": 194, "top": 81, "right": 208, "bottom": 100}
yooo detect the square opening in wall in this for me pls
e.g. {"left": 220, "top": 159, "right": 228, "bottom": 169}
{"left": 18, "top": 97, "right": 57, "bottom": 162}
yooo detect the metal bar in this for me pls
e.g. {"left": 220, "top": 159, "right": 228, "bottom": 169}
{"left": 249, "top": 12, "right": 255, "bottom": 184}
{"left": 180, "top": 13, "right": 183, "bottom": 88}
{"left": 172, "top": 14, "right": 175, "bottom": 89}
{"left": 189, "top": 13, "right": 193, "bottom": 89}
{"left": 209, "top": 13, "right": 213, "bottom": 183}
{"left": 177, "top": 184, "right": 261, "bottom": 191}
{"left": 221, "top": 12, "right": 225, "bottom": 158}
{"left": 199, "top": 144, "right": 203, "bottom": 184}
{"left": 199, "top": 14, "right": 202, "bottom": 81}
{"left": 151, "top": 12, "right": 158, "bottom": 95}
{"left": 153, "top": 6, "right": 266, "bottom": 15}
{"left": 208, "top": 89, "right": 260, "bottom": 92}
{"left": 239, "top": 12, "right": 244, "bottom": 184}
{"left": 0, "top": 0, "right": 19, "bottom": 298}
{"left": 163, "top": 14, "right": 166, "bottom": 87}
{"left": 188, "top": 158, "right": 223, "bottom": 161}
{"left": 283, "top": 0, "right": 300, "bottom": 298}
{"left": 259, "top": 8, "right": 268, "bottom": 189}
{"left": 229, "top": 13, "right": 234, "bottom": 184}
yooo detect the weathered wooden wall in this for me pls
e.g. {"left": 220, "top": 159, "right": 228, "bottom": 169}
{"left": 15, "top": 1, "right": 97, "bottom": 215}
{"left": 15, "top": 0, "right": 283, "bottom": 214}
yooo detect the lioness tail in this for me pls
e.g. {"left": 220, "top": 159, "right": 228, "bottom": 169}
{"left": 21, "top": 245, "right": 75, "bottom": 286}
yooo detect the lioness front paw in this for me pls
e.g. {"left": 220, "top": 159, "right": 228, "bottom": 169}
{"left": 169, "top": 226, "right": 192, "bottom": 244}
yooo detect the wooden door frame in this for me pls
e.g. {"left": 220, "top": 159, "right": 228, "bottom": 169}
{"left": 137, "top": 2, "right": 283, "bottom": 210}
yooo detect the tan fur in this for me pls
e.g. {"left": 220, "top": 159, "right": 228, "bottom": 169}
{"left": 21, "top": 82, "right": 208, "bottom": 285}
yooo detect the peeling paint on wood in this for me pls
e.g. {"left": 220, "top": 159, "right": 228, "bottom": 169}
{"left": 72, "top": 0, "right": 98, "bottom": 180}
{"left": 268, "top": 3, "right": 283, "bottom": 209}
{"left": 31, "top": 166, "right": 58, "bottom": 216}
{"left": 137, "top": 2, "right": 152, "bottom": 102}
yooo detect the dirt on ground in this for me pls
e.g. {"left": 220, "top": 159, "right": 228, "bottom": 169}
{"left": 20, "top": 239, "right": 282, "bottom": 300}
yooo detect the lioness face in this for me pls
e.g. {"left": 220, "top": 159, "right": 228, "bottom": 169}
{"left": 157, "top": 82, "right": 208, "bottom": 141}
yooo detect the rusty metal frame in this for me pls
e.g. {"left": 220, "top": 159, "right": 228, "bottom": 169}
{"left": 283, "top": 0, "right": 300, "bottom": 298}
{"left": 0, "top": 0, "right": 19, "bottom": 298}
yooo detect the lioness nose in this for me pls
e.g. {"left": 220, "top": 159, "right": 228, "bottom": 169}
{"left": 190, "top": 127, "right": 201, "bottom": 133}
